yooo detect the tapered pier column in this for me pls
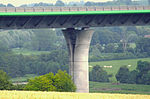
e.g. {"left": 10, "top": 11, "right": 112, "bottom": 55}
{"left": 62, "top": 28, "right": 94, "bottom": 93}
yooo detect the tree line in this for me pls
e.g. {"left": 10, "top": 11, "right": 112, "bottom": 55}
{"left": 0, "top": 50, "right": 68, "bottom": 78}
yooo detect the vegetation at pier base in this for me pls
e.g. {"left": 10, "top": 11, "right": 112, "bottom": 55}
{"left": 0, "top": 70, "right": 13, "bottom": 90}
{"left": 24, "top": 70, "right": 76, "bottom": 92}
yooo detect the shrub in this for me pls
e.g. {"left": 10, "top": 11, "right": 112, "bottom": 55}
{"left": 90, "top": 65, "right": 110, "bottom": 82}
{"left": 0, "top": 70, "right": 13, "bottom": 90}
{"left": 24, "top": 70, "right": 76, "bottom": 92}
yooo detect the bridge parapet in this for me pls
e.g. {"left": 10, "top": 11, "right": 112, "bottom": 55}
{"left": 0, "top": 6, "right": 150, "bottom": 13}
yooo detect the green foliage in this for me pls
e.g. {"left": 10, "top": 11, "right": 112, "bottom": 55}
{"left": 30, "top": 29, "right": 58, "bottom": 51}
{"left": 24, "top": 70, "right": 76, "bottom": 92}
{"left": 0, "top": 70, "right": 13, "bottom": 90}
{"left": 116, "top": 66, "right": 130, "bottom": 83}
{"left": 90, "top": 65, "right": 110, "bottom": 82}
{"left": 104, "top": 43, "right": 116, "bottom": 53}
{"left": 0, "top": 30, "right": 34, "bottom": 49}
{"left": 136, "top": 61, "right": 150, "bottom": 85}
{"left": 0, "top": 41, "right": 9, "bottom": 53}
{"left": 128, "top": 70, "right": 138, "bottom": 84}
{"left": 24, "top": 72, "right": 56, "bottom": 91}
{"left": 136, "top": 38, "right": 150, "bottom": 56}
{"left": 0, "top": 49, "right": 68, "bottom": 78}
{"left": 137, "top": 61, "right": 150, "bottom": 73}
{"left": 54, "top": 70, "right": 76, "bottom": 92}
{"left": 91, "top": 28, "right": 120, "bottom": 45}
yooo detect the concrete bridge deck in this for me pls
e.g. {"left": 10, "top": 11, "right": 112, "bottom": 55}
{"left": 0, "top": 6, "right": 150, "bottom": 29}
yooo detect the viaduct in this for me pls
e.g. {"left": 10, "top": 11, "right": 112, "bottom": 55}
{"left": 0, "top": 6, "right": 150, "bottom": 93}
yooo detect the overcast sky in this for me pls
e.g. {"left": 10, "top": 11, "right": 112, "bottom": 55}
{"left": 0, "top": 0, "right": 112, "bottom": 7}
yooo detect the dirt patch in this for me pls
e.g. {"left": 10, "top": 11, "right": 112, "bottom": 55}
{"left": 112, "top": 83, "right": 120, "bottom": 85}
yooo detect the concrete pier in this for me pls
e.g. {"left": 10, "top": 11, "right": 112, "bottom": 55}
{"left": 62, "top": 28, "right": 94, "bottom": 93}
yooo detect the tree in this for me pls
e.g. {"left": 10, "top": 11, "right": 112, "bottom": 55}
{"left": 136, "top": 61, "right": 150, "bottom": 85}
{"left": 24, "top": 70, "right": 76, "bottom": 92}
{"left": 0, "top": 41, "right": 9, "bottom": 53}
{"left": 7, "top": 3, "right": 14, "bottom": 7}
{"left": 0, "top": 70, "right": 12, "bottom": 90}
{"left": 104, "top": 43, "right": 116, "bottom": 53}
{"left": 136, "top": 37, "right": 150, "bottom": 56}
{"left": 128, "top": 70, "right": 138, "bottom": 84}
{"left": 55, "top": 0, "right": 65, "bottom": 6}
{"left": 90, "top": 45, "right": 101, "bottom": 57}
{"left": 116, "top": 66, "right": 130, "bottom": 83}
{"left": 119, "top": 27, "right": 135, "bottom": 52}
{"left": 24, "top": 72, "right": 56, "bottom": 91}
{"left": 115, "top": 0, "right": 132, "bottom": 5}
{"left": 54, "top": 70, "right": 76, "bottom": 92}
{"left": 0, "top": 4, "right": 6, "bottom": 7}
{"left": 33, "top": 2, "right": 53, "bottom": 7}
{"left": 90, "top": 65, "right": 110, "bottom": 82}
{"left": 31, "top": 29, "right": 58, "bottom": 51}
{"left": 85, "top": 2, "right": 94, "bottom": 6}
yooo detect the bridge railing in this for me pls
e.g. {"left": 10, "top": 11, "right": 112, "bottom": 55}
{"left": 0, "top": 6, "right": 150, "bottom": 12}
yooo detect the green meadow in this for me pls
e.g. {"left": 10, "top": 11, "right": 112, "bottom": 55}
{"left": 90, "top": 81, "right": 150, "bottom": 95}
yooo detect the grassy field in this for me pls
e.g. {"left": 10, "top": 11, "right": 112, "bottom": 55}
{"left": 90, "top": 81, "right": 150, "bottom": 95}
{"left": 0, "top": 91, "right": 150, "bottom": 99}
{"left": 89, "top": 58, "right": 150, "bottom": 82}
{"left": 12, "top": 48, "right": 51, "bottom": 55}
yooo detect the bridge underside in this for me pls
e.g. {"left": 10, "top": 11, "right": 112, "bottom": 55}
{"left": 1, "top": 13, "right": 150, "bottom": 29}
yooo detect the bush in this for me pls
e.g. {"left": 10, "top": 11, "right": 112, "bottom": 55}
{"left": 136, "top": 61, "right": 150, "bottom": 85}
{"left": 0, "top": 70, "right": 13, "bottom": 90}
{"left": 116, "top": 66, "right": 130, "bottom": 83}
{"left": 90, "top": 65, "right": 110, "bottom": 82}
{"left": 24, "top": 70, "right": 76, "bottom": 92}
{"left": 128, "top": 70, "right": 138, "bottom": 84}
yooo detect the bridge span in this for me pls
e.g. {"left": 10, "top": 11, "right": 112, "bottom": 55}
{"left": 0, "top": 6, "right": 150, "bottom": 29}
{"left": 1, "top": 6, "right": 150, "bottom": 93}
